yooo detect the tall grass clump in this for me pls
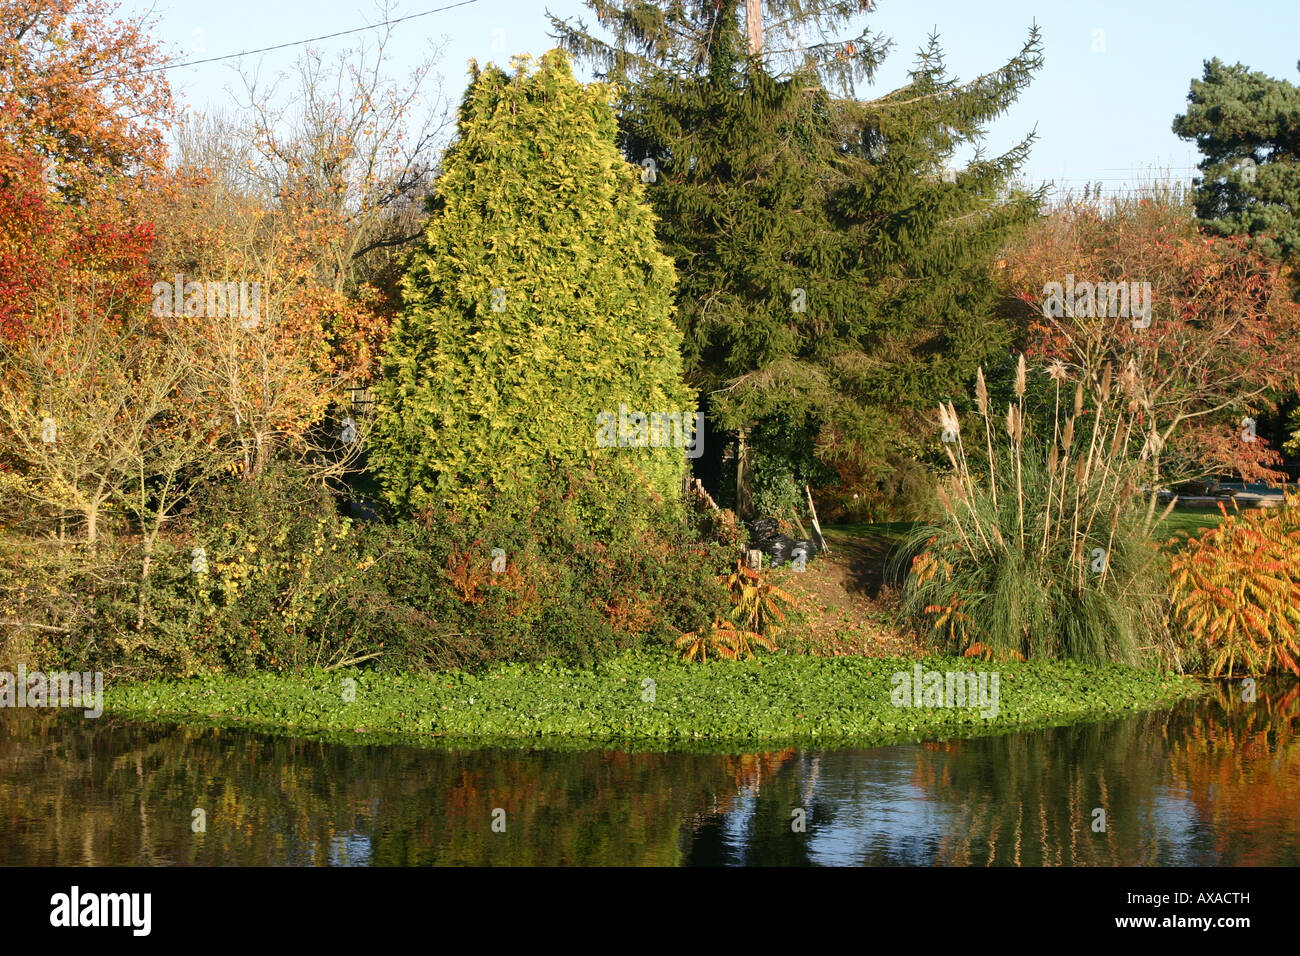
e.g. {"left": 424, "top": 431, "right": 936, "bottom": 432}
{"left": 895, "top": 357, "right": 1174, "bottom": 664}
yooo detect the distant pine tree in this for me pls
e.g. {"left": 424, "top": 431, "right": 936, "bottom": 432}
{"left": 371, "top": 51, "right": 693, "bottom": 519}
{"left": 1174, "top": 58, "right": 1300, "bottom": 265}
{"left": 553, "top": 2, "right": 1044, "bottom": 504}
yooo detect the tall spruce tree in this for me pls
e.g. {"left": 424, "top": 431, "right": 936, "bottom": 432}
{"left": 552, "top": 2, "right": 1044, "bottom": 508}
{"left": 370, "top": 51, "right": 693, "bottom": 519}
{"left": 1174, "top": 58, "right": 1300, "bottom": 265}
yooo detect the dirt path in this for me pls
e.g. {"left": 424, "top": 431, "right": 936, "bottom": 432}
{"left": 778, "top": 524, "right": 926, "bottom": 658}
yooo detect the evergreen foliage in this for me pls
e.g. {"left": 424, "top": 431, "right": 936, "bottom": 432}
{"left": 1174, "top": 58, "right": 1300, "bottom": 264}
{"left": 371, "top": 51, "right": 694, "bottom": 519}
{"left": 552, "top": 2, "right": 1045, "bottom": 496}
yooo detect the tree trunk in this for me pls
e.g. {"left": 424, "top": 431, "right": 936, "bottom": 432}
{"left": 736, "top": 427, "right": 754, "bottom": 520}
{"left": 746, "top": 0, "right": 763, "bottom": 56}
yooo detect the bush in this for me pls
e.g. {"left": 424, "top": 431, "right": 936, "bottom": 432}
{"left": 750, "top": 454, "right": 805, "bottom": 525}
{"left": 351, "top": 463, "right": 733, "bottom": 671}
{"left": 1167, "top": 496, "right": 1300, "bottom": 676}
{"left": 853, "top": 454, "right": 941, "bottom": 523}
{"left": 132, "top": 463, "right": 374, "bottom": 676}
{"left": 2, "top": 457, "right": 733, "bottom": 680}
{"left": 0, "top": 531, "right": 103, "bottom": 674}
{"left": 0, "top": 464, "right": 384, "bottom": 680}
{"left": 697, "top": 507, "right": 745, "bottom": 550}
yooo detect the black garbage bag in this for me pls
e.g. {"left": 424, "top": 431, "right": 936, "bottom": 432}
{"left": 763, "top": 534, "right": 796, "bottom": 567}
{"left": 748, "top": 517, "right": 780, "bottom": 542}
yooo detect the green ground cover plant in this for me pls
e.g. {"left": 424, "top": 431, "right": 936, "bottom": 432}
{"left": 104, "top": 649, "right": 1202, "bottom": 745}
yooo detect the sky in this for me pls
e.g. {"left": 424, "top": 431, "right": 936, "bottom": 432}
{"left": 120, "top": 0, "right": 1300, "bottom": 199}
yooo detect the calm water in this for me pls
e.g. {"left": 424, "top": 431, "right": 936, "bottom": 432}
{"left": 1, "top": 680, "right": 1296, "bottom": 866}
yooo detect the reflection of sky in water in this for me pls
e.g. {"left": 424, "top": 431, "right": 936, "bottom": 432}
{"left": 329, "top": 831, "right": 373, "bottom": 867}
{"left": 704, "top": 723, "right": 1295, "bottom": 867}
{"left": 714, "top": 748, "right": 952, "bottom": 866}
{"left": 720, "top": 790, "right": 756, "bottom": 863}
{"left": 1151, "top": 787, "right": 1214, "bottom": 867}
{"left": 802, "top": 749, "right": 946, "bottom": 867}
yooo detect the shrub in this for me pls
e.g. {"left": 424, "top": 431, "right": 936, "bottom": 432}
{"left": 675, "top": 617, "right": 771, "bottom": 662}
{"left": 2, "top": 458, "right": 733, "bottom": 679}
{"left": 750, "top": 459, "right": 804, "bottom": 526}
{"left": 676, "top": 558, "right": 796, "bottom": 661}
{"left": 697, "top": 507, "right": 745, "bottom": 550}
{"left": 1167, "top": 496, "right": 1300, "bottom": 676}
{"left": 356, "top": 463, "right": 732, "bottom": 671}
{"left": 0, "top": 531, "right": 108, "bottom": 674}
{"left": 0, "top": 463, "right": 386, "bottom": 680}
{"left": 723, "top": 559, "right": 796, "bottom": 640}
{"left": 139, "top": 463, "right": 374, "bottom": 676}
{"left": 854, "top": 454, "right": 942, "bottom": 523}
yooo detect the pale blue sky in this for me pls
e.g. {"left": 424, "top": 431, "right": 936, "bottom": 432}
{"left": 123, "top": 0, "right": 1300, "bottom": 198}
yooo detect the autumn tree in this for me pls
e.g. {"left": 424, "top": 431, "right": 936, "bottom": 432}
{"left": 1172, "top": 59, "right": 1300, "bottom": 456}
{"left": 0, "top": 304, "right": 184, "bottom": 545}
{"left": 0, "top": 0, "right": 172, "bottom": 337}
{"left": 1001, "top": 189, "right": 1300, "bottom": 501}
{"left": 140, "top": 16, "right": 450, "bottom": 482}
{"left": 229, "top": 5, "right": 451, "bottom": 369}
{"left": 0, "top": 0, "right": 180, "bottom": 547}
{"left": 146, "top": 157, "right": 368, "bottom": 482}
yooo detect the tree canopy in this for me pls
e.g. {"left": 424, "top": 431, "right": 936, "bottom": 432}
{"left": 553, "top": 1, "right": 1045, "bottom": 502}
{"left": 1174, "top": 58, "right": 1300, "bottom": 264}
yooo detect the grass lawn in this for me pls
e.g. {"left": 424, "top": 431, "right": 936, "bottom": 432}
{"left": 820, "top": 520, "right": 918, "bottom": 547}
{"left": 1151, "top": 507, "right": 1226, "bottom": 542}
{"left": 821, "top": 509, "right": 1225, "bottom": 555}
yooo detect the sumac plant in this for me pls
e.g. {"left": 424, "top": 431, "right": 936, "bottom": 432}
{"left": 675, "top": 617, "right": 772, "bottom": 662}
{"left": 1167, "top": 496, "right": 1300, "bottom": 677}
{"left": 676, "top": 559, "right": 795, "bottom": 661}
{"left": 723, "top": 559, "right": 796, "bottom": 639}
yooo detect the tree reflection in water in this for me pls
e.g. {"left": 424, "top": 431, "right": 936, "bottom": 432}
{"left": 0, "top": 683, "right": 1295, "bottom": 866}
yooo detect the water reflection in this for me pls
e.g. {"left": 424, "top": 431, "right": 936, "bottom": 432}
{"left": 0, "top": 681, "right": 1295, "bottom": 866}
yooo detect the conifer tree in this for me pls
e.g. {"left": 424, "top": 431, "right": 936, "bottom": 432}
{"left": 552, "top": 2, "right": 1044, "bottom": 504}
{"left": 1174, "top": 58, "right": 1300, "bottom": 265}
{"left": 371, "top": 51, "right": 693, "bottom": 518}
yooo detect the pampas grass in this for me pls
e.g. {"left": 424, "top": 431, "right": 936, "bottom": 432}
{"left": 894, "top": 357, "right": 1170, "bottom": 664}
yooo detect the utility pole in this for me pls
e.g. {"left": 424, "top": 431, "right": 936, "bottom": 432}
{"left": 746, "top": 0, "right": 763, "bottom": 56}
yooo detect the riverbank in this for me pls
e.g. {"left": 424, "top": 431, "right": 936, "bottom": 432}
{"left": 102, "top": 651, "right": 1205, "bottom": 747}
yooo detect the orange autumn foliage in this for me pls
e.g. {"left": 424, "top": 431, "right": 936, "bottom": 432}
{"left": 1002, "top": 194, "right": 1300, "bottom": 485}
{"left": 0, "top": 0, "right": 172, "bottom": 337}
